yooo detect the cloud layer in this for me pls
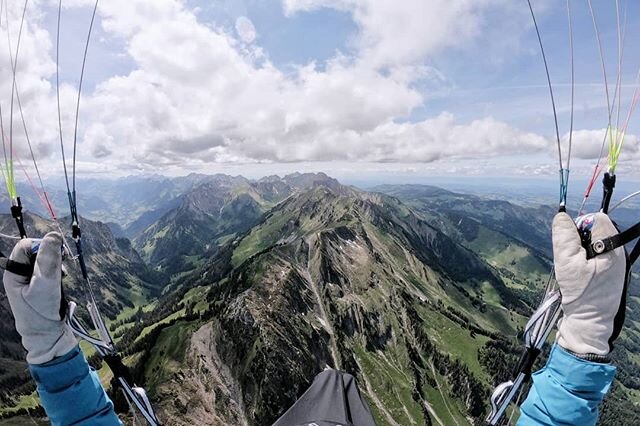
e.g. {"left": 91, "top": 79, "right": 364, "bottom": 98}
{"left": 1, "top": 0, "right": 634, "bottom": 177}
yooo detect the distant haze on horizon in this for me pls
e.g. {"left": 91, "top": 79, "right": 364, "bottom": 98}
{"left": 58, "top": 169, "right": 639, "bottom": 211}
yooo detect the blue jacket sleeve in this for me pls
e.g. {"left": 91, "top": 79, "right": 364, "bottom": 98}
{"left": 517, "top": 344, "right": 616, "bottom": 426}
{"left": 29, "top": 345, "right": 122, "bottom": 426}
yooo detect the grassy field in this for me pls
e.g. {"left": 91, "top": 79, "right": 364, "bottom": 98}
{"left": 354, "top": 344, "right": 427, "bottom": 425}
{"left": 354, "top": 341, "right": 472, "bottom": 426}
{"left": 415, "top": 305, "right": 491, "bottom": 382}
{"left": 232, "top": 212, "right": 292, "bottom": 267}
{"left": 0, "top": 416, "right": 48, "bottom": 425}
{"left": 143, "top": 320, "right": 200, "bottom": 394}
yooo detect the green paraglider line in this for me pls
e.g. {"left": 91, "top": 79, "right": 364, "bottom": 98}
{"left": 1, "top": 0, "right": 29, "bottom": 238}
{"left": 580, "top": 0, "right": 637, "bottom": 213}
{"left": 7, "top": 0, "right": 28, "bottom": 204}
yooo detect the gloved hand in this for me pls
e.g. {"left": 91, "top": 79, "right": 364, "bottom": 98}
{"left": 3, "top": 232, "right": 77, "bottom": 365}
{"left": 553, "top": 212, "right": 628, "bottom": 357}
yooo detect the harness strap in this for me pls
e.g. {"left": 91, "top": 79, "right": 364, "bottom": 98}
{"left": 0, "top": 257, "right": 33, "bottom": 277}
{"left": 630, "top": 239, "right": 640, "bottom": 266}
{"left": 600, "top": 172, "right": 616, "bottom": 213}
{"left": 103, "top": 353, "right": 134, "bottom": 384}
{"left": 586, "top": 220, "right": 640, "bottom": 262}
{"left": 10, "top": 197, "right": 27, "bottom": 239}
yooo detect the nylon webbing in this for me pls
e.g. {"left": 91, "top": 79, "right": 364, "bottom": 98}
{"left": 586, "top": 221, "right": 640, "bottom": 260}
{"left": 10, "top": 197, "right": 26, "bottom": 239}
{"left": 0, "top": 257, "right": 32, "bottom": 277}
{"left": 630, "top": 240, "right": 640, "bottom": 266}
{"left": 600, "top": 172, "right": 616, "bottom": 213}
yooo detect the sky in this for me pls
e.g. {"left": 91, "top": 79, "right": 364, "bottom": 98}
{"left": 1, "top": 0, "right": 639, "bottom": 188}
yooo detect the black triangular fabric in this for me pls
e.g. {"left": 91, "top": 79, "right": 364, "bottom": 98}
{"left": 273, "top": 369, "right": 376, "bottom": 426}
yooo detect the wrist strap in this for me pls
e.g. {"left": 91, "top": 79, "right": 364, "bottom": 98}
{"left": 586, "top": 220, "right": 640, "bottom": 263}
{"left": 0, "top": 257, "right": 34, "bottom": 277}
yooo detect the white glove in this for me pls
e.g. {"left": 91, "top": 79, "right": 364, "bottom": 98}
{"left": 553, "top": 212, "right": 628, "bottom": 356}
{"left": 3, "top": 232, "right": 77, "bottom": 365}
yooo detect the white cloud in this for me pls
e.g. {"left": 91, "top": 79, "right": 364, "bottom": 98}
{"left": 564, "top": 129, "right": 639, "bottom": 160}
{"left": 282, "top": 0, "right": 508, "bottom": 68}
{"left": 0, "top": 0, "right": 557, "bottom": 177}
{"left": 235, "top": 16, "right": 256, "bottom": 44}
{"left": 0, "top": 1, "right": 61, "bottom": 168}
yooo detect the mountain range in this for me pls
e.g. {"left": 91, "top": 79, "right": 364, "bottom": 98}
{"left": 0, "top": 172, "right": 637, "bottom": 425}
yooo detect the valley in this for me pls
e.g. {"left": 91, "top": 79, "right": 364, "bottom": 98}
{"left": 0, "top": 173, "right": 637, "bottom": 425}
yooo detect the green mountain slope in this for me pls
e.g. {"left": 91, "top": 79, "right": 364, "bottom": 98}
{"left": 134, "top": 173, "right": 345, "bottom": 275}
{"left": 127, "top": 184, "right": 532, "bottom": 425}
{"left": 374, "top": 185, "right": 557, "bottom": 307}
{"left": 375, "top": 184, "right": 640, "bottom": 425}
{"left": 374, "top": 184, "right": 554, "bottom": 257}
{"left": 1, "top": 177, "right": 638, "bottom": 425}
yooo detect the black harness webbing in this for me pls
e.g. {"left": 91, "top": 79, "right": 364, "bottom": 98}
{"left": 11, "top": 197, "right": 27, "bottom": 239}
{"left": 600, "top": 172, "right": 616, "bottom": 214}
{"left": 630, "top": 240, "right": 640, "bottom": 266}
{"left": 0, "top": 247, "right": 35, "bottom": 277}
{"left": 586, "top": 221, "right": 640, "bottom": 263}
{"left": 0, "top": 257, "right": 33, "bottom": 277}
